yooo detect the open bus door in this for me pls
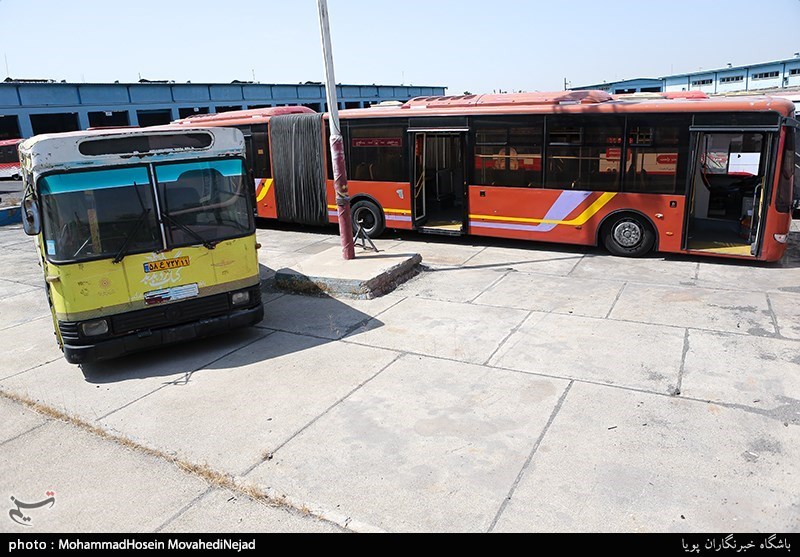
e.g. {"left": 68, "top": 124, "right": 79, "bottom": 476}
{"left": 410, "top": 128, "right": 468, "bottom": 236}
{"left": 684, "top": 128, "right": 776, "bottom": 258}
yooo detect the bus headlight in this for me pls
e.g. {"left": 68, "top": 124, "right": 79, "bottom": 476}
{"left": 80, "top": 319, "right": 109, "bottom": 337}
{"left": 231, "top": 291, "right": 250, "bottom": 307}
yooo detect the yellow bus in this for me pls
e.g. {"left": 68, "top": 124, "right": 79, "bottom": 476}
{"left": 18, "top": 126, "right": 263, "bottom": 364}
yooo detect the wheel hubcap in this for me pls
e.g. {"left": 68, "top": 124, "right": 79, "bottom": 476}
{"left": 613, "top": 221, "right": 642, "bottom": 248}
{"left": 354, "top": 208, "right": 375, "bottom": 232}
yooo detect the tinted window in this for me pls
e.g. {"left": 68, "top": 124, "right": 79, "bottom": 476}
{"left": 79, "top": 133, "right": 212, "bottom": 156}
{"left": 625, "top": 115, "right": 691, "bottom": 194}
{"left": 473, "top": 118, "right": 543, "bottom": 187}
{"left": 545, "top": 116, "right": 624, "bottom": 191}
{"left": 776, "top": 128, "right": 795, "bottom": 213}
{"left": 346, "top": 125, "right": 406, "bottom": 182}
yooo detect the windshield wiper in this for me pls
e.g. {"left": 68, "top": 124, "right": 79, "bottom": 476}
{"left": 160, "top": 212, "right": 217, "bottom": 250}
{"left": 113, "top": 208, "right": 152, "bottom": 264}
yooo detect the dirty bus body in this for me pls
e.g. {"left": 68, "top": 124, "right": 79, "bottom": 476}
{"left": 18, "top": 127, "right": 264, "bottom": 364}
{"left": 175, "top": 91, "right": 797, "bottom": 262}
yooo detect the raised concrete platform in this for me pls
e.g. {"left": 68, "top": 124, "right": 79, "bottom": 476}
{"left": 274, "top": 245, "right": 422, "bottom": 299}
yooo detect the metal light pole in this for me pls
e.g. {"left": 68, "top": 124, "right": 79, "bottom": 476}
{"left": 317, "top": 0, "right": 355, "bottom": 260}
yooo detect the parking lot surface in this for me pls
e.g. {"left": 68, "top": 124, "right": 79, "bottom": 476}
{"left": 1, "top": 221, "right": 798, "bottom": 533}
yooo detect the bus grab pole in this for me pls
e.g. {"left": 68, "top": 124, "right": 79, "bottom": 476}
{"left": 317, "top": 0, "right": 355, "bottom": 260}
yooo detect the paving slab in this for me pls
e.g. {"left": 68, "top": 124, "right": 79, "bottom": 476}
{"left": 161, "top": 488, "right": 343, "bottom": 533}
{"left": 696, "top": 260, "right": 800, "bottom": 294}
{"left": 681, "top": 329, "right": 800, "bottom": 416}
{"left": 0, "top": 289, "right": 52, "bottom": 331}
{"left": 609, "top": 282, "right": 775, "bottom": 335}
{"left": 0, "top": 328, "right": 269, "bottom": 422}
{"left": 255, "top": 228, "right": 337, "bottom": 254}
{"left": 0, "top": 318, "right": 64, "bottom": 380}
{"left": 492, "top": 382, "right": 800, "bottom": 533}
{"left": 462, "top": 245, "right": 585, "bottom": 276}
{"left": 395, "top": 266, "right": 508, "bottom": 303}
{"left": 391, "top": 239, "right": 484, "bottom": 268}
{"left": 348, "top": 296, "right": 529, "bottom": 364}
{"left": 258, "top": 292, "right": 400, "bottom": 340}
{"left": 474, "top": 272, "right": 623, "bottom": 318}
{"left": 0, "top": 418, "right": 209, "bottom": 533}
{"left": 246, "top": 354, "right": 570, "bottom": 533}
{"left": 0, "top": 396, "right": 47, "bottom": 444}
{"left": 0, "top": 225, "right": 30, "bottom": 249}
{"left": 0, "top": 245, "right": 43, "bottom": 286}
{"left": 766, "top": 292, "right": 800, "bottom": 340}
{"left": 489, "top": 312, "right": 685, "bottom": 394}
{"left": 0, "top": 277, "right": 39, "bottom": 299}
{"left": 275, "top": 246, "right": 421, "bottom": 299}
{"left": 570, "top": 253, "right": 699, "bottom": 287}
{"left": 101, "top": 332, "right": 399, "bottom": 474}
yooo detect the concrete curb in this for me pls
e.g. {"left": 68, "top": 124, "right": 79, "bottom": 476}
{"left": 275, "top": 253, "right": 422, "bottom": 300}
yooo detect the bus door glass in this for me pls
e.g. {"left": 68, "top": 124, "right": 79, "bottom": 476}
{"left": 685, "top": 130, "right": 771, "bottom": 257}
{"left": 411, "top": 131, "right": 467, "bottom": 234}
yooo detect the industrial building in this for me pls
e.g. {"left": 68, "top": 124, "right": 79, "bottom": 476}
{"left": 0, "top": 80, "right": 446, "bottom": 140}
{"left": 575, "top": 53, "right": 800, "bottom": 97}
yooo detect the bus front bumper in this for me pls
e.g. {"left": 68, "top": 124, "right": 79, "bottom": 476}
{"left": 62, "top": 304, "right": 264, "bottom": 365}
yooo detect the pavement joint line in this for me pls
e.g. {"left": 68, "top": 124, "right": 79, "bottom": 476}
{"left": 458, "top": 245, "right": 489, "bottom": 267}
{"left": 240, "top": 351, "right": 405, "bottom": 476}
{"left": 0, "top": 389, "right": 354, "bottom": 532}
{"left": 487, "top": 380, "right": 574, "bottom": 532}
{"left": 672, "top": 328, "right": 691, "bottom": 396}
{"left": 0, "top": 313, "right": 51, "bottom": 333}
{"left": 0, "top": 353, "right": 65, "bottom": 382}
{"left": 694, "top": 262, "right": 701, "bottom": 281}
{"left": 342, "top": 332, "right": 793, "bottom": 421}
{"left": 604, "top": 281, "right": 628, "bottom": 319}
{"left": 482, "top": 309, "right": 535, "bottom": 367}
{"left": 466, "top": 269, "right": 513, "bottom": 305}
{"left": 431, "top": 255, "right": 584, "bottom": 275}
{"left": 0, "top": 420, "right": 49, "bottom": 448}
{"left": 340, "top": 295, "right": 407, "bottom": 339}
{"left": 765, "top": 293, "right": 782, "bottom": 338}
{"left": 261, "top": 293, "right": 287, "bottom": 307}
{"left": 153, "top": 486, "right": 214, "bottom": 533}
{"left": 566, "top": 253, "right": 588, "bottom": 276}
{"left": 95, "top": 330, "right": 277, "bottom": 422}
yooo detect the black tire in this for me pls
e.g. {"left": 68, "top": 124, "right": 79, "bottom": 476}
{"left": 351, "top": 199, "right": 385, "bottom": 238}
{"left": 602, "top": 213, "right": 655, "bottom": 257}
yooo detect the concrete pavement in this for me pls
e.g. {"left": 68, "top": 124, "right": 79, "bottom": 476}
{"left": 1, "top": 221, "right": 799, "bottom": 532}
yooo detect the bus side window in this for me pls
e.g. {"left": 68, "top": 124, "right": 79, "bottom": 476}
{"left": 251, "top": 131, "right": 270, "bottom": 178}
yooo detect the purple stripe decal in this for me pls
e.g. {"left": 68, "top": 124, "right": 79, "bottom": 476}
{"left": 524, "top": 190, "right": 592, "bottom": 232}
{"left": 470, "top": 221, "right": 554, "bottom": 233}
{"left": 386, "top": 215, "right": 412, "bottom": 222}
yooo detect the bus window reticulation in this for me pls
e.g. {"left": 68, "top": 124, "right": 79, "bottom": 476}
{"left": 173, "top": 91, "right": 798, "bottom": 263}
{"left": 19, "top": 127, "right": 263, "bottom": 365}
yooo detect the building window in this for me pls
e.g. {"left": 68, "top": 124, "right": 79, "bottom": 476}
{"left": 790, "top": 68, "right": 800, "bottom": 76}
{"left": 752, "top": 71, "right": 780, "bottom": 80}
{"left": 691, "top": 79, "right": 713, "bottom": 86}
{"left": 720, "top": 76, "right": 744, "bottom": 83}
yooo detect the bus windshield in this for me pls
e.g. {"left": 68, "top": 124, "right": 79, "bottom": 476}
{"left": 39, "top": 158, "right": 253, "bottom": 263}
{"left": 154, "top": 158, "right": 253, "bottom": 247}
{"left": 40, "top": 166, "right": 161, "bottom": 262}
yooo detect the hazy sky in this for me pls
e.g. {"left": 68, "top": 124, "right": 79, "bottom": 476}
{"left": 1, "top": 0, "right": 798, "bottom": 94}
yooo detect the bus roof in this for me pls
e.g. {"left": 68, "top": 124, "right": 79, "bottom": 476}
{"left": 162, "top": 91, "right": 795, "bottom": 129}
{"left": 171, "top": 105, "right": 315, "bottom": 127}
{"left": 19, "top": 126, "right": 245, "bottom": 174}
{"left": 332, "top": 90, "right": 795, "bottom": 119}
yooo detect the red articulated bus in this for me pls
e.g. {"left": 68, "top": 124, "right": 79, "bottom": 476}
{"left": 0, "top": 138, "right": 23, "bottom": 180}
{"left": 172, "top": 91, "right": 797, "bottom": 261}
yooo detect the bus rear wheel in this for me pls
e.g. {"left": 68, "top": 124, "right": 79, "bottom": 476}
{"left": 351, "top": 199, "right": 385, "bottom": 238}
{"left": 602, "top": 214, "right": 655, "bottom": 257}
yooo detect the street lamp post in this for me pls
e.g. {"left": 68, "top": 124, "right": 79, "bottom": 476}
{"left": 317, "top": 0, "right": 355, "bottom": 260}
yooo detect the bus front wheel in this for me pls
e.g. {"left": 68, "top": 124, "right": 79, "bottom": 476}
{"left": 602, "top": 214, "right": 655, "bottom": 257}
{"left": 351, "top": 199, "right": 385, "bottom": 238}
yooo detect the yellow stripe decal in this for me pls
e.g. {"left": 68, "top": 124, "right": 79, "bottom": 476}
{"left": 326, "top": 204, "right": 411, "bottom": 215}
{"left": 256, "top": 179, "right": 274, "bottom": 203}
{"left": 470, "top": 192, "right": 617, "bottom": 226}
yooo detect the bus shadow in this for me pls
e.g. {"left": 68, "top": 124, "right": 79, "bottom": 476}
{"left": 79, "top": 281, "right": 383, "bottom": 384}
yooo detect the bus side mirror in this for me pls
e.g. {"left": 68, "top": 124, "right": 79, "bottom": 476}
{"left": 22, "top": 196, "right": 41, "bottom": 236}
